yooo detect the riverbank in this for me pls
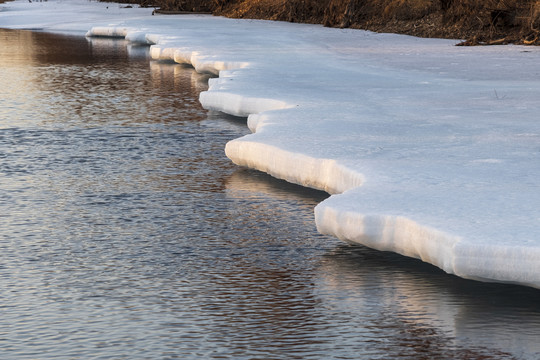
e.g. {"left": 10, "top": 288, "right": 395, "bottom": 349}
{"left": 117, "top": 0, "right": 540, "bottom": 45}
{"left": 1, "top": 0, "right": 539, "bottom": 289}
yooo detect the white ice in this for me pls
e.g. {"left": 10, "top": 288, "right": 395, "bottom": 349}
{"left": 2, "top": 0, "right": 539, "bottom": 288}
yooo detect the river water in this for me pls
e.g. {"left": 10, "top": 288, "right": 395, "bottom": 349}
{"left": 1, "top": 29, "right": 539, "bottom": 360}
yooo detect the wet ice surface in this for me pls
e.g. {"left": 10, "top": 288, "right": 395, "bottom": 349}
{"left": 0, "top": 28, "right": 540, "bottom": 360}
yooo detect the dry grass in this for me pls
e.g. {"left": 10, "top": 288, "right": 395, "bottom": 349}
{"left": 383, "top": 0, "right": 438, "bottom": 20}
{"left": 213, "top": 0, "right": 332, "bottom": 23}
{"left": 147, "top": 0, "right": 214, "bottom": 11}
{"left": 444, "top": 0, "right": 540, "bottom": 43}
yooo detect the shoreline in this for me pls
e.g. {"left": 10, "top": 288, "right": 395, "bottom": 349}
{"left": 118, "top": 0, "right": 540, "bottom": 46}
{"left": 2, "top": 0, "right": 539, "bottom": 289}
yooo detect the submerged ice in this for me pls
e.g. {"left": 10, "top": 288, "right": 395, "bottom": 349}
{"left": 2, "top": 0, "right": 539, "bottom": 288}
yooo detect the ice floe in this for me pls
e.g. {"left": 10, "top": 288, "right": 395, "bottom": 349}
{"left": 1, "top": 0, "right": 539, "bottom": 288}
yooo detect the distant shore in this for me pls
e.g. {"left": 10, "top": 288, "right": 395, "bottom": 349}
{"left": 114, "top": 0, "right": 540, "bottom": 45}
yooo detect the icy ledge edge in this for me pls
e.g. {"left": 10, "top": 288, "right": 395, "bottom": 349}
{"left": 224, "top": 140, "right": 365, "bottom": 195}
{"left": 86, "top": 27, "right": 540, "bottom": 288}
{"left": 198, "top": 56, "right": 540, "bottom": 288}
{"left": 314, "top": 204, "right": 540, "bottom": 288}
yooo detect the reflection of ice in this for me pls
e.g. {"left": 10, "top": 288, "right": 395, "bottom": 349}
{"left": 86, "top": 37, "right": 150, "bottom": 60}
{"left": 127, "top": 44, "right": 150, "bottom": 59}
{"left": 225, "top": 168, "right": 328, "bottom": 206}
{"left": 223, "top": 168, "right": 332, "bottom": 240}
{"left": 316, "top": 244, "right": 540, "bottom": 358}
{"left": 86, "top": 37, "right": 128, "bottom": 57}
{"left": 149, "top": 61, "right": 211, "bottom": 95}
{"left": 201, "top": 111, "right": 248, "bottom": 132}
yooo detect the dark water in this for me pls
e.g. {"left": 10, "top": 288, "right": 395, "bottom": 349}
{"left": 1, "top": 29, "right": 540, "bottom": 360}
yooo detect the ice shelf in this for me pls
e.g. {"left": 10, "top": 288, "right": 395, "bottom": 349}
{"left": 2, "top": 0, "right": 539, "bottom": 288}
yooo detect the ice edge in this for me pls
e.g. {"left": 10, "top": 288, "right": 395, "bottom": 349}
{"left": 86, "top": 26, "right": 540, "bottom": 289}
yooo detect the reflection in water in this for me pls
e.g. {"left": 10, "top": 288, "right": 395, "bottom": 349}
{"left": 0, "top": 29, "right": 539, "bottom": 359}
{"left": 318, "top": 245, "right": 540, "bottom": 359}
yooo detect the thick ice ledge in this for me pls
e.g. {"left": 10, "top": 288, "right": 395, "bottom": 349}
{"left": 315, "top": 193, "right": 540, "bottom": 288}
{"left": 85, "top": 26, "right": 131, "bottom": 38}
{"left": 225, "top": 140, "right": 365, "bottom": 194}
{"left": 2, "top": 0, "right": 539, "bottom": 288}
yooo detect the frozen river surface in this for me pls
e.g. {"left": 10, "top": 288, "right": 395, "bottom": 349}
{"left": 2, "top": 0, "right": 539, "bottom": 288}
{"left": 1, "top": 29, "right": 540, "bottom": 360}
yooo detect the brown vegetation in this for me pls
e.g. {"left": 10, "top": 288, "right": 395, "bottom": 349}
{"left": 110, "top": 0, "right": 540, "bottom": 45}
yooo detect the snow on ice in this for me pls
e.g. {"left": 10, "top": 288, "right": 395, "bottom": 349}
{"left": 1, "top": 0, "right": 539, "bottom": 287}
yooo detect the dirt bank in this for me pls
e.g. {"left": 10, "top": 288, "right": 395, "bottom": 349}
{"left": 114, "top": 0, "right": 540, "bottom": 45}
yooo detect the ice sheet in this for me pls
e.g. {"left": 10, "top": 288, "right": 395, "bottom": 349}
{"left": 2, "top": 0, "right": 539, "bottom": 287}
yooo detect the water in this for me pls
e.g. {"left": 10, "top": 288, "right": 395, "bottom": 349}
{"left": 1, "top": 29, "right": 540, "bottom": 360}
